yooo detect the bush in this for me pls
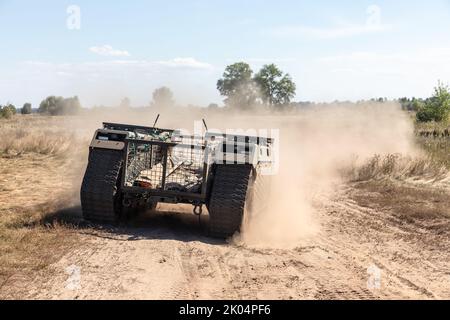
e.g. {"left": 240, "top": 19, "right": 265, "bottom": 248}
{"left": 1, "top": 108, "right": 13, "bottom": 119}
{"left": 0, "top": 104, "right": 17, "bottom": 119}
{"left": 21, "top": 103, "right": 32, "bottom": 115}
{"left": 38, "top": 96, "right": 81, "bottom": 115}
{"left": 417, "top": 81, "right": 450, "bottom": 123}
{"left": 416, "top": 106, "right": 435, "bottom": 122}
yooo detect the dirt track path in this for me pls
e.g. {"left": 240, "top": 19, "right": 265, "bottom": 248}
{"left": 26, "top": 185, "right": 450, "bottom": 300}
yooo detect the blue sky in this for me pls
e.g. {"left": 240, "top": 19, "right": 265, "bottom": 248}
{"left": 1, "top": 0, "right": 450, "bottom": 107}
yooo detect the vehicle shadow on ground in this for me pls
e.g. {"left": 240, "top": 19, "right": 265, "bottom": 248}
{"left": 45, "top": 205, "right": 225, "bottom": 245}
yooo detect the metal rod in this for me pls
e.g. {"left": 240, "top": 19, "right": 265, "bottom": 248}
{"left": 160, "top": 146, "right": 168, "bottom": 190}
{"left": 153, "top": 114, "right": 160, "bottom": 128}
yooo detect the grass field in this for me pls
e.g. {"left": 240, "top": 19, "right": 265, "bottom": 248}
{"left": 0, "top": 116, "right": 86, "bottom": 296}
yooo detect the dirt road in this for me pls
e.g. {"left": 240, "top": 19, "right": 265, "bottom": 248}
{"left": 21, "top": 183, "right": 449, "bottom": 300}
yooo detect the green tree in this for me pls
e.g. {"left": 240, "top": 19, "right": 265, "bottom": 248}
{"left": 151, "top": 87, "right": 175, "bottom": 108}
{"left": 217, "top": 62, "right": 260, "bottom": 109}
{"left": 39, "top": 96, "right": 62, "bottom": 115}
{"left": 254, "top": 64, "right": 296, "bottom": 107}
{"left": 21, "top": 103, "right": 32, "bottom": 115}
{"left": 61, "top": 96, "right": 82, "bottom": 115}
{"left": 273, "top": 72, "right": 296, "bottom": 106}
{"left": 416, "top": 81, "right": 450, "bottom": 122}
{"left": 38, "top": 96, "right": 81, "bottom": 115}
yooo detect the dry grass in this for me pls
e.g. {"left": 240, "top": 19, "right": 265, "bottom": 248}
{"left": 335, "top": 113, "right": 450, "bottom": 221}
{"left": 0, "top": 115, "right": 87, "bottom": 297}
{"left": 0, "top": 202, "right": 80, "bottom": 298}
{"left": 0, "top": 116, "right": 78, "bottom": 157}
{"left": 416, "top": 137, "right": 450, "bottom": 169}
{"left": 0, "top": 193, "right": 82, "bottom": 298}
{"left": 415, "top": 121, "right": 449, "bottom": 134}
{"left": 414, "top": 122, "right": 450, "bottom": 168}
{"left": 343, "top": 152, "right": 450, "bottom": 226}
{"left": 343, "top": 154, "right": 449, "bottom": 183}
{"left": 349, "top": 180, "right": 450, "bottom": 221}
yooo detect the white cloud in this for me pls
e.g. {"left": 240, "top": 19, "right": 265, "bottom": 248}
{"left": 268, "top": 23, "right": 390, "bottom": 39}
{"left": 24, "top": 57, "right": 213, "bottom": 71}
{"left": 156, "top": 57, "right": 213, "bottom": 69}
{"left": 58, "top": 57, "right": 212, "bottom": 70}
{"left": 89, "top": 45, "right": 130, "bottom": 57}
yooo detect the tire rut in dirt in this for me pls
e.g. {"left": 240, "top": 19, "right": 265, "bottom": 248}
{"left": 80, "top": 149, "right": 123, "bottom": 223}
{"left": 207, "top": 164, "right": 252, "bottom": 239}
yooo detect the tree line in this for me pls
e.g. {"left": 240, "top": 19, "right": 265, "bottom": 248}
{"left": 116, "top": 63, "right": 296, "bottom": 111}
{"left": 0, "top": 96, "right": 81, "bottom": 118}
{"left": 1, "top": 62, "right": 449, "bottom": 124}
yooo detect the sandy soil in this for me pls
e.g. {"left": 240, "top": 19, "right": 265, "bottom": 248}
{"left": 18, "top": 182, "right": 449, "bottom": 300}
{"left": 0, "top": 154, "right": 77, "bottom": 211}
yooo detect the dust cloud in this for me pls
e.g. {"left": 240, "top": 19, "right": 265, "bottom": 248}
{"left": 237, "top": 103, "right": 417, "bottom": 248}
{"left": 67, "top": 102, "right": 417, "bottom": 248}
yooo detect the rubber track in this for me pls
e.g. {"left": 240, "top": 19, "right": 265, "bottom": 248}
{"left": 207, "top": 164, "right": 252, "bottom": 238}
{"left": 80, "top": 149, "right": 123, "bottom": 223}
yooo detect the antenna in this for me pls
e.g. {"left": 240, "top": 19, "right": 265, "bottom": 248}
{"left": 202, "top": 119, "right": 208, "bottom": 132}
{"left": 152, "top": 114, "right": 160, "bottom": 128}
